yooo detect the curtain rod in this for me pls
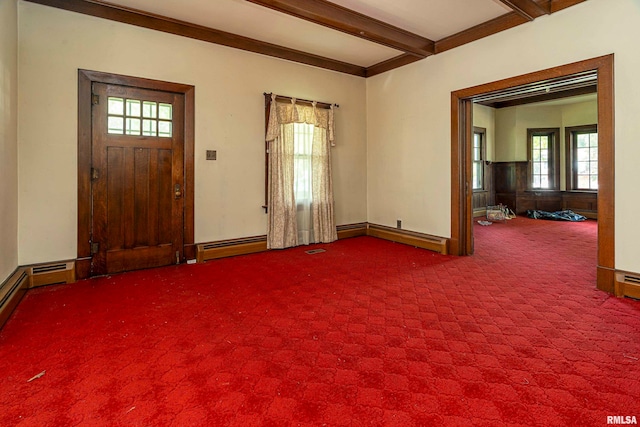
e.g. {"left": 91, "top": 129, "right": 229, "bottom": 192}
{"left": 264, "top": 92, "right": 339, "bottom": 108}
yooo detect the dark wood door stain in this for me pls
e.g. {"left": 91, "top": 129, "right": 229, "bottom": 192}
{"left": 91, "top": 83, "right": 184, "bottom": 275}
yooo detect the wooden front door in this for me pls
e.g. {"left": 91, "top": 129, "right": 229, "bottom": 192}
{"left": 91, "top": 83, "right": 185, "bottom": 275}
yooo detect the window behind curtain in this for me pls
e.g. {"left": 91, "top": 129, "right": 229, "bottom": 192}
{"left": 293, "top": 122, "right": 313, "bottom": 204}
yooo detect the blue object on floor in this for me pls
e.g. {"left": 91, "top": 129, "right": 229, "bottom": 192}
{"left": 526, "top": 209, "right": 586, "bottom": 221}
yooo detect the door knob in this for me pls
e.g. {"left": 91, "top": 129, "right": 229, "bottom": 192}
{"left": 174, "top": 184, "right": 182, "bottom": 199}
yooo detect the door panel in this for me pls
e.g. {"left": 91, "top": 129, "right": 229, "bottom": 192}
{"left": 91, "top": 83, "right": 184, "bottom": 275}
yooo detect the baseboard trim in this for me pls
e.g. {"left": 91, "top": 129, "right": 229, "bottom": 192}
{"left": 366, "top": 223, "right": 449, "bottom": 255}
{"left": 597, "top": 266, "right": 615, "bottom": 294}
{"left": 0, "top": 267, "right": 29, "bottom": 329}
{"left": 75, "top": 257, "right": 91, "bottom": 281}
{"left": 614, "top": 270, "right": 640, "bottom": 299}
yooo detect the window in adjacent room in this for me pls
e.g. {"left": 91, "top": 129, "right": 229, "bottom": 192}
{"left": 566, "top": 125, "right": 598, "bottom": 191}
{"left": 472, "top": 127, "right": 486, "bottom": 190}
{"left": 527, "top": 128, "right": 560, "bottom": 190}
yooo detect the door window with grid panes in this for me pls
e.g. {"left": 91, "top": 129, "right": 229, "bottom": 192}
{"left": 107, "top": 97, "right": 173, "bottom": 138}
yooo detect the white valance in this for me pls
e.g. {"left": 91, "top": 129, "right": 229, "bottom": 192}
{"left": 266, "top": 94, "right": 336, "bottom": 146}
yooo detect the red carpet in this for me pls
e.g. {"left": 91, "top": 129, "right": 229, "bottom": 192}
{"left": 1, "top": 217, "right": 639, "bottom": 426}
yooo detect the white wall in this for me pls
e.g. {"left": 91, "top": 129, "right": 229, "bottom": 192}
{"left": 17, "top": 2, "right": 367, "bottom": 265}
{"left": 0, "top": 0, "right": 19, "bottom": 282}
{"left": 472, "top": 104, "right": 495, "bottom": 161}
{"left": 494, "top": 107, "right": 517, "bottom": 162}
{"left": 367, "top": 0, "right": 640, "bottom": 272}
{"left": 562, "top": 99, "right": 598, "bottom": 127}
{"left": 496, "top": 105, "right": 562, "bottom": 162}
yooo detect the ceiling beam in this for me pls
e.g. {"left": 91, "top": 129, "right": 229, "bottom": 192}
{"left": 366, "top": 54, "right": 423, "bottom": 78}
{"left": 24, "top": 0, "right": 367, "bottom": 77}
{"left": 24, "top": 0, "right": 589, "bottom": 78}
{"left": 497, "top": 0, "right": 550, "bottom": 21}
{"left": 435, "top": 12, "right": 528, "bottom": 54}
{"left": 246, "top": 0, "right": 434, "bottom": 58}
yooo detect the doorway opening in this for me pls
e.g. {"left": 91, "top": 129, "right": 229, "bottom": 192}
{"left": 450, "top": 55, "right": 614, "bottom": 293}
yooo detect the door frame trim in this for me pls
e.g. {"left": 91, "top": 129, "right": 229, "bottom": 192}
{"left": 450, "top": 54, "right": 615, "bottom": 292}
{"left": 77, "top": 69, "right": 195, "bottom": 279}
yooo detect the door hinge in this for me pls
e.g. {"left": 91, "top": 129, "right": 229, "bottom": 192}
{"left": 91, "top": 242, "right": 99, "bottom": 255}
{"left": 91, "top": 167, "right": 99, "bottom": 181}
{"left": 92, "top": 93, "right": 99, "bottom": 105}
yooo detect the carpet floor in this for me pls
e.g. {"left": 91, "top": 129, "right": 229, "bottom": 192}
{"left": 1, "top": 217, "right": 639, "bottom": 426}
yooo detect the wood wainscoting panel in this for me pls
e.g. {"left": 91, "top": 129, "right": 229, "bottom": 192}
{"left": 0, "top": 268, "right": 29, "bottom": 329}
{"left": 562, "top": 192, "right": 597, "bottom": 219}
{"left": 366, "top": 224, "right": 449, "bottom": 255}
{"left": 472, "top": 190, "right": 491, "bottom": 217}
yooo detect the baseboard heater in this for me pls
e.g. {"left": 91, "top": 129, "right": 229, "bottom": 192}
{"left": 615, "top": 271, "right": 640, "bottom": 299}
{"left": 337, "top": 223, "right": 367, "bottom": 239}
{"left": 196, "top": 235, "right": 268, "bottom": 263}
{"left": 366, "top": 223, "right": 448, "bottom": 255}
{"left": 0, "top": 268, "right": 29, "bottom": 329}
{"left": 28, "top": 261, "right": 76, "bottom": 289}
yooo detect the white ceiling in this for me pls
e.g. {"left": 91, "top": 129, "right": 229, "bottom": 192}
{"left": 329, "top": 0, "right": 511, "bottom": 40}
{"left": 103, "top": 0, "right": 513, "bottom": 67}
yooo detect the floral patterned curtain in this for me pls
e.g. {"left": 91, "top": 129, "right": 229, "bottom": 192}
{"left": 265, "top": 94, "right": 337, "bottom": 249}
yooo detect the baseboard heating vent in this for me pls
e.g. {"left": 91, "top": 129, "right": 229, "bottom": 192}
{"left": 197, "top": 235, "right": 267, "bottom": 263}
{"left": 615, "top": 271, "right": 640, "bottom": 299}
{"left": 621, "top": 274, "right": 640, "bottom": 285}
{"left": 305, "top": 249, "right": 326, "bottom": 255}
{"left": 28, "top": 261, "right": 75, "bottom": 288}
{"left": 1, "top": 268, "right": 29, "bottom": 329}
